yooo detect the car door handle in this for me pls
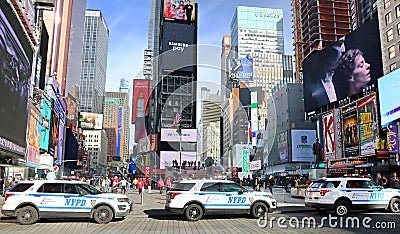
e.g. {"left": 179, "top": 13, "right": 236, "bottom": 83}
{"left": 64, "top": 196, "right": 71, "bottom": 198}
{"left": 33, "top": 195, "right": 40, "bottom": 197}
{"left": 368, "top": 191, "right": 373, "bottom": 192}
{"left": 225, "top": 194, "right": 231, "bottom": 196}
{"left": 345, "top": 190, "right": 352, "bottom": 192}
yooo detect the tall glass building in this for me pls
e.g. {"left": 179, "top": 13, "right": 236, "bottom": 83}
{"left": 79, "top": 9, "right": 109, "bottom": 114}
{"left": 230, "top": 6, "right": 284, "bottom": 58}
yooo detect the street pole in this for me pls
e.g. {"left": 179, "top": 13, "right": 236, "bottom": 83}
{"left": 179, "top": 126, "right": 182, "bottom": 174}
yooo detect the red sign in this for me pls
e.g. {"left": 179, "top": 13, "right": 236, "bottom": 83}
{"left": 150, "top": 134, "right": 157, "bottom": 151}
{"left": 143, "top": 166, "right": 153, "bottom": 178}
{"left": 232, "top": 167, "right": 238, "bottom": 179}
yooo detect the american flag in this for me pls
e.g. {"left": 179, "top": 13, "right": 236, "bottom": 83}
{"left": 173, "top": 108, "right": 182, "bottom": 126}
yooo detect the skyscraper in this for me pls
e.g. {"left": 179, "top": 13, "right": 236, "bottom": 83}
{"left": 230, "top": 6, "right": 284, "bottom": 58}
{"left": 79, "top": 9, "right": 109, "bottom": 114}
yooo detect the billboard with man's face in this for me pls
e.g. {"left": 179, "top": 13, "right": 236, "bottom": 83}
{"left": 78, "top": 112, "right": 103, "bottom": 130}
{"left": 0, "top": 4, "right": 33, "bottom": 154}
{"left": 230, "top": 58, "right": 253, "bottom": 82}
{"left": 303, "top": 18, "right": 383, "bottom": 112}
{"left": 163, "top": 0, "right": 196, "bottom": 23}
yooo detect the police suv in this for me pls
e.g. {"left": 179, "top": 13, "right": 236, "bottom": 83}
{"left": 1, "top": 180, "right": 132, "bottom": 224}
{"left": 305, "top": 177, "right": 400, "bottom": 216}
{"left": 165, "top": 180, "right": 276, "bottom": 221}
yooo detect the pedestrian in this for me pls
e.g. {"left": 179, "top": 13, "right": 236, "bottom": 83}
{"left": 374, "top": 173, "right": 388, "bottom": 187}
{"left": 158, "top": 177, "right": 164, "bottom": 194}
{"left": 105, "top": 177, "right": 111, "bottom": 192}
{"left": 268, "top": 175, "right": 274, "bottom": 194}
{"left": 389, "top": 172, "right": 400, "bottom": 189}
{"left": 166, "top": 176, "right": 171, "bottom": 191}
{"left": 112, "top": 176, "right": 119, "bottom": 193}
{"left": 119, "top": 177, "right": 127, "bottom": 194}
{"left": 127, "top": 178, "right": 131, "bottom": 191}
{"left": 133, "top": 177, "right": 138, "bottom": 190}
{"left": 137, "top": 178, "right": 144, "bottom": 195}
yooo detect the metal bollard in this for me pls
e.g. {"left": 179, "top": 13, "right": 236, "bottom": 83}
{"left": 282, "top": 188, "right": 286, "bottom": 203}
{"left": 141, "top": 190, "right": 144, "bottom": 205}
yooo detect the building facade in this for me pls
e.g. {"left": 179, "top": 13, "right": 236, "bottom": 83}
{"left": 79, "top": 9, "right": 109, "bottom": 114}
{"left": 83, "top": 130, "right": 108, "bottom": 175}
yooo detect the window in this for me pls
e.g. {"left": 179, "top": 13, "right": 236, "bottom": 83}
{"left": 387, "top": 29, "right": 394, "bottom": 42}
{"left": 222, "top": 183, "right": 243, "bottom": 192}
{"left": 390, "top": 63, "right": 397, "bottom": 72}
{"left": 389, "top": 46, "right": 396, "bottom": 59}
{"left": 9, "top": 183, "right": 34, "bottom": 192}
{"left": 397, "top": 4, "right": 400, "bottom": 18}
{"left": 386, "top": 12, "right": 393, "bottom": 25}
{"left": 64, "top": 184, "right": 79, "bottom": 194}
{"left": 385, "top": 0, "right": 391, "bottom": 9}
{"left": 171, "top": 182, "right": 195, "bottom": 191}
{"left": 200, "top": 182, "right": 222, "bottom": 192}
{"left": 38, "top": 183, "right": 63, "bottom": 193}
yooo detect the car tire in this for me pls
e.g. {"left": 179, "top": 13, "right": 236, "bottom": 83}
{"left": 251, "top": 202, "right": 269, "bottom": 218}
{"left": 93, "top": 205, "right": 114, "bottom": 224}
{"left": 16, "top": 206, "right": 39, "bottom": 225}
{"left": 335, "top": 200, "right": 350, "bottom": 216}
{"left": 185, "top": 204, "right": 203, "bottom": 221}
{"left": 389, "top": 198, "right": 400, "bottom": 213}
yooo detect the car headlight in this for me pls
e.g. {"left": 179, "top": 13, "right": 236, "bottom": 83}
{"left": 117, "top": 198, "right": 130, "bottom": 203}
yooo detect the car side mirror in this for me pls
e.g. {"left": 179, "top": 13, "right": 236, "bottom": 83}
{"left": 379, "top": 186, "right": 384, "bottom": 190}
{"left": 238, "top": 189, "right": 244, "bottom": 195}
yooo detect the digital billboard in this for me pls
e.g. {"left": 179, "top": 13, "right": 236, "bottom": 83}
{"left": 132, "top": 79, "right": 151, "bottom": 123}
{"left": 160, "top": 151, "right": 196, "bottom": 169}
{"left": 378, "top": 69, "right": 400, "bottom": 127}
{"left": 27, "top": 106, "right": 41, "bottom": 167}
{"left": 49, "top": 111, "right": 59, "bottom": 158}
{"left": 357, "top": 95, "right": 378, "bottom": 156}
{"left": 78, "top": 112, "right": 103, "bottom": 130}
{"left": 229, "top": 58, "right": 253, "bottom": 82}
{"left": 291, "top": 130, "right": 316, "bottom": 162}
{"left": 342, "top": 103, "right": 360, "bottom": 157}
{"left": 161, "top": 22, "right": 196, "bottom": 72}
{"left": 163, "top": 0, "right": 196, "bottom": 23}
{"left": 322, "top": 111, "right": 335, "bottom": 160}
{"left": 303, "top": 18, "right": 383, "bottom": 112}
{"left": 277, "top": 131, "right": 288, "bottom": 163}
{"left": 40, "top": 96, "right": 51, "bottom": 151}
{"left": 0, "top": 5, "right": 33, "bottom": 153}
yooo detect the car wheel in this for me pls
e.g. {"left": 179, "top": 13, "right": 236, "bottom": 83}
{"left": 93, "top": 205, "right": 114, "bottom": 224}
{"left": 185, "top": 204, "right": 203, "bottom": 221}
{"left": 16, "top": 206, "right": 39, "bottom": 225}
{"left": 389, "top": 198, "right": 400, "bottom": 213}
{"left": 335, "top": 200, "right": 350, "bottom": 216}
{"left": 251, "top": 202, "right": 269, "bottom": 218}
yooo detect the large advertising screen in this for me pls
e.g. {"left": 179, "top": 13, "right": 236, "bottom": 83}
{"left": 161, "top": 22, "right": 196, "bottom": 72}
{"left": 163, "top": 0, "right": 196, "bottom": 23}
{"left": 303, "top": 18, "right": 383, "bottom": 112}
{"left": 160, "top": 128, "right": 197, "bottom": 142}
{"left": 132, "top": 79, "right": 151, "bottom": 123}
{"left": 378, "top": 69, "right": 400, "bottom": 127}
{"left": 357, "top": 95, "right": 378, "bottom": 156}
{"left": 0, "top": 5, "right": 33, "bottom": 153}
{"left": 291, "top": 130, "right": 316, "bottom": 162}
{"left": 278, "top": 131, "right": 288, "bottom": 163}
{"left": 39, "top": 96, "right": 51, "bottom": 151}
{"left": 230, "top": 58, "right": 253, "bottom": 82}
{"left": 78, "top": 112, "right": 103, "bottom": 130}
{"left": 160, "top": 151, "right": 196, "bottom": 169}
{"left": 27, "top": 106, "right": 41, "bottom": 167}
{"left": 342, "top": 103, "right": 360, "bottom": 157}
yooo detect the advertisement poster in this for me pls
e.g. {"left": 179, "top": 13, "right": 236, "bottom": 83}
{"left": 242, "top": 149, "right": 249, "bottom": 172}
{"left": 27, "top": 107, "right": 41, "bottom": 166}
{"left": 278, "top": 131, "right": 288, "bottom": 163}
{"left": 378, "top": 69, "right": 400, "bottom": 127}
{"left": 387, "top": 124, "right": 399, "bottom": 154}
{"left": 230, "top": 58, "right": 253, "bottom": 82}
{"left": 161, "top": 22, "right": 196, "bottom": 72}
{"left": 49, "top": 112, "right": 59, "bottom": 158}
{"left": 132, "top": 79, "right": 151, "bottom": 123}
{"left": 322, "top": 111, "right": 335, "bottom": 159}
{"left": 291, "top": 130, "right": 316, "bottom": 162}
{"left": 357, "top": 95, "right": 378, "bottom": 156}
{"left": 0, "top": 6, "right": 33, "bottom": 151}
{"left": 303, "top": 18, "right": 382, "bottom": 112}
{"left": 163, "top": 0, "right": 196, "bottom": 22}
{"left": 159, "top": 151, "right": 196, "bottom": 169}
{"left": 78, "top": 112, "right": 103, "bottom": 130}
{"left": 40, "top": 96, "right": 51, "bottom": 151}
{"left": 342, "top": 103, "right": 360, "bottom": 157}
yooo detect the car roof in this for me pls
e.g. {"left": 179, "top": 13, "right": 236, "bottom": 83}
{"left": 179, "top": 179, "right": 235, "bottom": 184}
{"left": 319, "top": 177, "right": 370, "bottom": 181}
{"left": 17, "top": 180, "right": 85, "bottom": 184}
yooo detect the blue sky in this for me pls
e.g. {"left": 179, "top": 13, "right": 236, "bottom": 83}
{"left": 86, "top": 0, "right": 293, "bottom": 93}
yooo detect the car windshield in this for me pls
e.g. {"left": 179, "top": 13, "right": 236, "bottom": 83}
{"left": 78, "top": 183, "right": 102, "bottom": 195}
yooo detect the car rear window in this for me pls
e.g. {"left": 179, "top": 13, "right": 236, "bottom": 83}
{"left": 9, "top": 183, "right": 34, "bottom": 192}
{"left": 37, "top": 183, "right": 63, "bottom": 193}
{"left": 310, "top": 181, "right": 325, "bottom": 188}
{"left": 171, "top": 182, "right": 195, "bottom": 191}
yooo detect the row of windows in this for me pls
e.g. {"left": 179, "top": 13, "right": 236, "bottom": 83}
{"left": 384, "top": 4, "right": 400, "bottom": 25}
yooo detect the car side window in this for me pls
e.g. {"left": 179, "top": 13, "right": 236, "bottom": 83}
{"left": 64, "top": 184, "right": 79, "bottom": 194}
{"left": 222, "top": 183, "right": 242, "bottom": 192}
{"left": 38, "top": 183, "right": 63, "bottom": 193}
{"left": 200, "top": 183, "right": 222, "bottom": 192}
{"left": 346, "top": 180, "right": 367, "bottom": 188}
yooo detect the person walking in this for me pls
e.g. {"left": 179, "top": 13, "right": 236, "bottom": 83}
{"left": 120, "top": 177, "right": 127, "bottom": 194}
{"left": 132, "top": 177, "right": 138, "bottom": 190}
{"left": 137, "top": 178, "right": 144, "bottom": 195}
{"left": 158, "top": 177, "right": 165, "bottom": 194}
{"left": 166, "top": 176, "right": 171, "bottom": 192}
{"left": 268, "top": 175, "right": 274, "bottom": 194}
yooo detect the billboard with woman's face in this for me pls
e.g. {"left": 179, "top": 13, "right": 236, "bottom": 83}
{"left": 303, "top": 18, "right": 383, "bottom": 113}
{"left": 0, "top": 4, "right": 33, "bottom": 154}
{"left": 163, "top": 0, "right": 196, "bottom": 23}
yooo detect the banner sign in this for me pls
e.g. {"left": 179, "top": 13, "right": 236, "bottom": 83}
{"left": 242, "top": 149, "right": 249, "bottom": 172}
{"left": 342, "top": 103, "right": 360, "bottom": 157}
{"left": 357, "top": 95, "right": 378, "bottom": 156}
